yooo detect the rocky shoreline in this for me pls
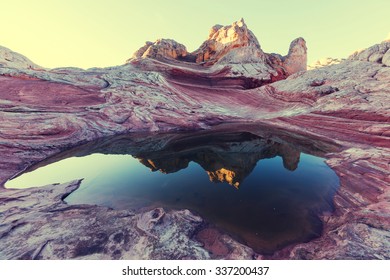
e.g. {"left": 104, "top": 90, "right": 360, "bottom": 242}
{"left": 0, "top": 20, "right": 389, "bottom": 259}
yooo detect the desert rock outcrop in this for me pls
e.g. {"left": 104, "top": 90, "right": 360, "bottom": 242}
{"left": 128, "top": 19, "right": 307, "bottom": 82}
{"left": 349, "top": 41, "right": 390, "bottom": 65}
{"left": 0, "top": 46, "right": 42, "bottom": 69}
{"left": 281, "top": 37, "right": 307, "bottom": 75}
{"left": 131, "top": 39, "right": 188, "bottom": 60}
{"left": 0, "top": 21, "right": 389, "bottom": 260}
{"left": 192, "top": 18, "right": 267, "bottom": 65}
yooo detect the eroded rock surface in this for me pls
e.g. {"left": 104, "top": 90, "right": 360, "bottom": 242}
{"left": 131, "top": 39, "right": 188, "bottom": 60}
{"left": 128, "top": 19, "right": 307, "bottom": 85}
{"left": 349, "top": 41, "right": 390, "bottom": 64}
{"left": 0, "top": 22, "right": 389, "bottom": 259}
{"left": 0, "top": 181, "right": 211, "bottom": 259}
{"left": 281, "top": 37, "right": 307, "bottom": 75}
{"left": 0, "top": 46, "right": 42, "bottom": 70}
{"left": 192, "top": 18, "right": 267, "bottom": 65}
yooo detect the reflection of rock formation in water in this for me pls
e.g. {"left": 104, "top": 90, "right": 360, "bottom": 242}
{"left": 207, "top": 169, "right": 240, "bottom": 188}
{"left": 138, "top": 158, "right": 190, "bottom": 174}
{"left": 135, "top": 135, "right": 301, "bottom": 188}
{"left": 279, "top": 145, "right": 301, "bottom": 171}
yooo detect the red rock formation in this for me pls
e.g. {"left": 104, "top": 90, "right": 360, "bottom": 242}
{"left": 128, "top": 19, "right": 307, "bottom": 82}
{"left": 192, "top": 18, "right": 267, "bottom": 65}
{"left": 282, "top": 37, "right": 307, "bottom": 75}
{"left": 0, "top": 26, "right": 389, "bottom": 260}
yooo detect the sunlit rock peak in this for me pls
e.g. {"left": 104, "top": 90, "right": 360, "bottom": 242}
{"left": 282, "top": 37, "right": 307, "bottom": 74}
{"left": 127, "top": 19, "right": 307, "bottom": 77}
{"left": 192, "top": 18, "right": 267, "bottom": 65}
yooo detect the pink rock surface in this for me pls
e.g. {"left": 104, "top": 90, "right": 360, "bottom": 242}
{"left": 128, "top": 19, "right": 307, "bottom": 83}
{"left": 0, "top": 28, "right": 389, "bottom": 259}
{"left": 192, "top": 18, "right": 266, "bottom": 65}
{"left": 282, "top": 37, "right": 307, "bottom": 75}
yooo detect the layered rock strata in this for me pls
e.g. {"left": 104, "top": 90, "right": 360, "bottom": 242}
{"left": 0, "top": 22, "right": 389, "bottom": 260}
{"left": 129, "top": 19, "right": 307, "bottom": 85}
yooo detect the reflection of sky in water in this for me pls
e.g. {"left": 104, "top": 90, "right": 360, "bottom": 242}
{"left": 6, "top": 152, "right": 339, "bottom": 254}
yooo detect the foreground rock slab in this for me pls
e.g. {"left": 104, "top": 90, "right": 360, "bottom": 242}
{"left": 0, "top": 180, "right": 255, "bottom": 259}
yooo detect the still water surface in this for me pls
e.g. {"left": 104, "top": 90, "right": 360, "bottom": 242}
{"left": 6, "top": 131, "right": 340, "bottom": 253}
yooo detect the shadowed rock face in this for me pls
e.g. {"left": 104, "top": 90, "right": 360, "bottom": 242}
{"left": 18, "top": 129, "right": 303, "bottom": 189}
{"left": 136, "top": 136, "right": 300, "bottom": 188}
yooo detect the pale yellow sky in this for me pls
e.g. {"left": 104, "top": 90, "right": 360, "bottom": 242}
{"left": 1, "top": 0, "right": 389, "bottom": 68}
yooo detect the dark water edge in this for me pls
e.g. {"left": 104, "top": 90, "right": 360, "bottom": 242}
{"left": 6, "top": 127, "right": 340, "bottom": 254}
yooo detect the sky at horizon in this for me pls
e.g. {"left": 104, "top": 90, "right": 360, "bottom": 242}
{"left": 1, "top": 0, "right": 389, "bottom": 69}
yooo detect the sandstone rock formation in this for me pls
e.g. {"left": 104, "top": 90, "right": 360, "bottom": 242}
{"left": 349, "top": 41, "right": 390, "bottom": 65}
{"left": 0, "top": 46, "right": 42, "bottom": 69}
{"left": 0, "top": 23, "right": 389, "bottom": 260}
{"left": 130, "top": 39, "right": 188, "bottom": 60}
{"left": 128, "top": 19, "right": 307, "bottom": 84}
{"left": 280, "top": 37, "right": 307, "bottom": 74}
{"left": 0, "top": 180, "right": 255, "bottom": 260}
{"left": 383, "top": 50, "right": 390, "bottom": 67}
{"left": 192, "top": 18, "right": 267, "bottom": 65}
{"left": 0, "top": 181, "right": 214, "bottom": 259}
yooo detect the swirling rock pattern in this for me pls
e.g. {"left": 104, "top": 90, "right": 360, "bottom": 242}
{"left": 0, "top": 23, "right": 389, "bottom": 259}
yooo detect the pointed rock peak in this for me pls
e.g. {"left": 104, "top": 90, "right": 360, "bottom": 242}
{"left": 281, "top": 37, "right": 307, "bottom": 75}
{"left": 205, "top": 18, "right": 258, "bottom": 46}
{"left": 287, "top": 37, "right": 307, "bottom": 56}
{"left": 193, "top": 19, "right": 265, "bottom": 64}
{"left": 236, "top": 18, "right": 246, "bottom": 27}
